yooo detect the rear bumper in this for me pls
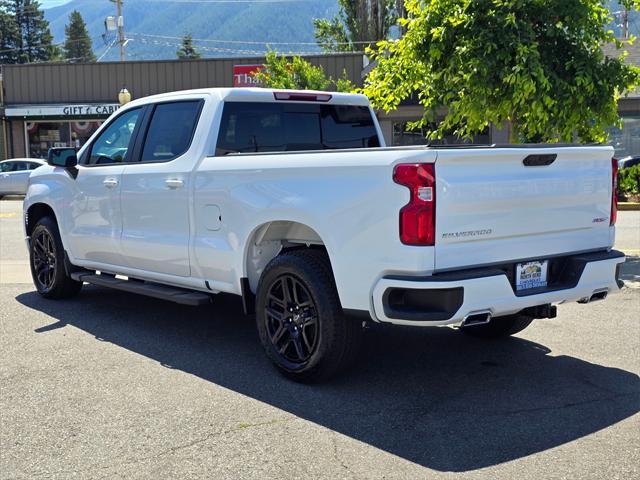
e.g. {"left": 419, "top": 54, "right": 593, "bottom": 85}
{"left": 372, "top": 250, "right": 625, "bottom": 327}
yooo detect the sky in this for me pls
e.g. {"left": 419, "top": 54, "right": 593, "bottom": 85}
{"left": 40, "top": 0, "right": 72, "bottom": 9}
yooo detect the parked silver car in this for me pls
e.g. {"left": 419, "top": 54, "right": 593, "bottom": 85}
{"left": 0, "top": 159, "right": 45, "bottom": 198}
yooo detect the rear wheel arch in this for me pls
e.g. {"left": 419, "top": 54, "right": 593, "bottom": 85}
{"left": 243, "top": 220, "right": 335, "bottom": 294}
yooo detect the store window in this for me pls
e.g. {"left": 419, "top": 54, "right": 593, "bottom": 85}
{"left": 609, "top": 116, "right": 640, "bottom": 158}
{"left": 392, "top": 121, "right": 490, "bottom": 146}
{"left": 25, "top": 121, "right": 102, "bottom": 159}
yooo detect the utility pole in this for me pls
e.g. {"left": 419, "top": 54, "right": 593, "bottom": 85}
{"left": 112, "top": 0, "right": 125, "bottom": 61}
{"left": 621, "top": 7, "right": 629, "bottom": 40}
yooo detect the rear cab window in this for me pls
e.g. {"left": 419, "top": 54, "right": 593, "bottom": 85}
{"left": 215, "top": 102, "right": 380, "bottom": 155}
{"left": 141, "top": 100, "right": 203, "bottom": 163}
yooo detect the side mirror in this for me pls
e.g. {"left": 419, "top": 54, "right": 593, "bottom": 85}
{"left": 47, "top": 147, "right": 78, "bottom": 168}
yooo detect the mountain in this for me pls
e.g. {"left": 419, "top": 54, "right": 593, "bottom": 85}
{"left": 43, "top": 0, "right": 340, "bottom": 61}
{"left": 43, "top": 1, "right": 638, "bottom": 62}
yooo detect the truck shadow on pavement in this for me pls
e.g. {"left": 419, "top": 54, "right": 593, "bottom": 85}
{"left": 17, "top": 287, "right": 640, "bottom": 473}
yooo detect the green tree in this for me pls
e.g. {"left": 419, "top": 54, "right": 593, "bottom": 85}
{"left": 63, "top": 10, "right": 95, "bottom": 62}
{"left": 314, "top": 0, "right": 398, "bottom": 52}
{"left": 364, "top": 0, "right": 640, "bottom": 143}
{"left": 0, "top": 0, "right": 60, "bottom": 64}
{"left": 177, "top": 34, "right": 201, "bottom": 60}
{"left": 0, "top": 7, "right": 20, "bottom": 64}
{"left": 251, "top": 50, "right": 355, "bottom": 92}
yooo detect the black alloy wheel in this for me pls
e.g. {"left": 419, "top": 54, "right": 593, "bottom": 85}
{"left": 255, "top": 249, "right": 363, "bottom": 382}
{"left": 31, "top": 227, "right": 57, "bottom": 292}
{"left": 29, "top": 216, "right": 83, "bottom": 299}
{"left": 264, "top": 274, "right": 320, "bottom": 367}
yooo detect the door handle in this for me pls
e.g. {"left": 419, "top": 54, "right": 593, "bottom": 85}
{"left": 103, "top": 178, "right": 118, "bottom": 188}
{"left": 165, "top": 179, "right": 184, "bottom": 189}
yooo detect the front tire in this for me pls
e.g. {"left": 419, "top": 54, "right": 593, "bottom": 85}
{"left": 460, "top": 313, "right": 534, "bottom": 338}
{"left": 30, "top": 216, "right": 82, "bottom": 299}
{"left": 256, "top": 249, "right": 362, "bottom": 382}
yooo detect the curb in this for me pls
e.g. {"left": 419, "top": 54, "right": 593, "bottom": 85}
{"left": 618, "top": 202, "right": 640, "bottom": 211}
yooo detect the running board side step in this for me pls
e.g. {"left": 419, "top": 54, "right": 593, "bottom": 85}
{"left": 71, "top": 272, "right": 212, "bottom": 306}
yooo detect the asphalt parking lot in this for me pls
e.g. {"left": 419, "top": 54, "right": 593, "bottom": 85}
{"left": 1, "top": 198, "right": 639, "bottom": 479}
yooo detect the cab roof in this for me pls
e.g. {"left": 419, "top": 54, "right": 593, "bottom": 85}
{"left": 125, "top": 87, "right": 370, "bottom": 108}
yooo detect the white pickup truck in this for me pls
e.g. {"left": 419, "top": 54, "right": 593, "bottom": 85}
{"left": 24, "top": 88, "right": 625, "bottom": 381}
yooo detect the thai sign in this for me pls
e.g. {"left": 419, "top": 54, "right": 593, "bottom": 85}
{"left": 233, "top": 65, "right": 263, "bottom": 87}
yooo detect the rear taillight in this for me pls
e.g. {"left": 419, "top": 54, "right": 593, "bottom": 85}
{"left": 611, "top": 157, "right": 618, "bottom": 226}
{"left": 393, "top": 163, "right": 436, "bottom": 246}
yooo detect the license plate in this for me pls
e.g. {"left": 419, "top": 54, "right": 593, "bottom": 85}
{"left": 515, "top": 260, "right": 548, "bottom": 291}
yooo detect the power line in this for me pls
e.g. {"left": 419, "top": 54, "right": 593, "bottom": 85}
{"left": 129, "top": 32, "right": 377, "bottom": 46}
{"left": 129, "top": 35, "right": 363, "bottom": 57}
{"left": 0, "top": 37, "right": 96, "bottom": 55}
{"left": 96, "top": 38, "right": 118, "bottom": 61}
{"left": 142, "top": 0, "right": 314, "bottom": 3}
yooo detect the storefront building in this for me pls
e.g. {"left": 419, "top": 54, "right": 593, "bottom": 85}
{"left": 608, "top": 97, "right": 640, "bottom": 158}
{"left": 602, "top": 43, "right": 640, "bottom": 159}
{"left": 1, "top": 47, "right": 638, "bottom": 160}
{"left": 0, "top": 55, "right": 364, "bottom": 160}
{"left": 4, "top": 103, "right": 120, "bottom": 158}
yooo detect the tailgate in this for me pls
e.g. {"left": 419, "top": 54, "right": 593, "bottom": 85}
{"left": 434, "top": 146, "right": 614, "bottom": 270}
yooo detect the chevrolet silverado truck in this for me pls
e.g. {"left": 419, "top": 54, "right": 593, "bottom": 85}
{"left": 23, "top": 88, "right": 625, "bottom": 381}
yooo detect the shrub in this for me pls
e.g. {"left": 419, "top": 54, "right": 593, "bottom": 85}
{"left": 618, "top": 164, "right": 640, "bottom": 198}
{"left": 252, "top": 50, "right": 355, "bottom": 92}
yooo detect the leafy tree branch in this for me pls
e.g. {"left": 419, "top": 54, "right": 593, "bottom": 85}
{"left": 253, "top": 50, "right": 355, "bottom": 92}
{"left": 364, "top": 0, "right": 640, "bottom": 143}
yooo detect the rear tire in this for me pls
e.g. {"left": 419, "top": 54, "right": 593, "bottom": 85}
{"left": 460, "top": 314, "right": 533, "bottom": 339}
{"left": 30, "top": 216, "right": 83, "bottom": 299}
{"left": 256, "top": 249, "right": 362, "bottom": 383}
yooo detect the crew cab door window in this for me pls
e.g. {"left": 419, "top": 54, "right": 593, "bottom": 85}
{"left": 140, "top": 101, "right": 202, "bottom": 162}
{"left": 86, "top": 108, "right": 142, "bottom": 165}
{"left": 215, "top": 102, "right": 380, "bottom": 155}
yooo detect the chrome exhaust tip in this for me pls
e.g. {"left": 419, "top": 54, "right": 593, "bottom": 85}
{"left": 589, "top": 289, "right": 608, "bottom": 302}
{"left": 578, "top": 288, "right": 609, "bottom": 304}
{"left": 462, "top": 310, "right": 492, "bottom": 327}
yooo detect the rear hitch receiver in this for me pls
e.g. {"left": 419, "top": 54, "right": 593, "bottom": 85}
{"left": 522, "top": 304, "right": 557, "bottom": 319}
